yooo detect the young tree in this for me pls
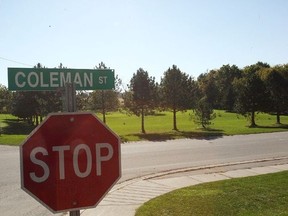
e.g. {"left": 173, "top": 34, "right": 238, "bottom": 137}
{"left": 124, "top": 68, "right": 158, "bottom": 133}
{"left": 160, "top": 65, "right": 193, "bottom": 131}
{"left": 193, "top": 70, "right": 217, "bottom": 128}
{"left": 193, "top": 96, "right": 216, "bottom": 128}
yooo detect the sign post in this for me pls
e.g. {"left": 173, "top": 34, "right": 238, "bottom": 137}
{"left": 13, "top": 67, "right": 121, "bottom": 215}
{"left": 64, "top": 83, "right": 78, "bottom": 216}
{"left": 64, "top": 83, "right": 76, "bottom": 112}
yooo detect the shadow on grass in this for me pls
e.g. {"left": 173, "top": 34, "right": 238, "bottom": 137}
{"left": 248, "top": 123, "right": 288, "bottom": 129}
{"left": 122, "top": 128, "right": 224, "bottom": 142}
{"left": 2, "top": 119, "right": 35, "bottom": 135}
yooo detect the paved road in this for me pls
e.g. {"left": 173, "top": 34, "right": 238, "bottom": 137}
{"left": 0, "top": 132, "right": 288, "bottom": 215}
{"left": 121, "top": 132, "right": 288, "bottom": 181}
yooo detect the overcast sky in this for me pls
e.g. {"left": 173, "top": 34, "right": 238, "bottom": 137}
{"left": 1, "top": 0, "right": 288, "bottom": 88}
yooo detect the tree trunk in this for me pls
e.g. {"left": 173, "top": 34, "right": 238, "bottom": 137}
{"left": 173, "top": 107, "right": 178, "bottom": 131}
{"left": 141, "top": 107, "right": 145, "bottom": 133}
{"left": 276, "top": 111, "right": 281, "bottom": 124}
{"left": 35, "top": 115, "right": 39, "bottom": 126}
{"left": 201, "top": 112, "right": 206, "bottom": 129}
{"left": 250, "top": 111, "right": 257, "bottom": 127}
{"left": 28, "top": 116, "right": 33, "bottom": 125}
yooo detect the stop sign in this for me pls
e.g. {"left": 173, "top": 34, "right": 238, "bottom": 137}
{"left": 20, "top": 112, "right": 121, "bottom": 213}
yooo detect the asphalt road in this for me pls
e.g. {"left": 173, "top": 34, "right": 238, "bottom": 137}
{"left": 121, "top": 131, "right": 288, "bottom": 181}
{"left": 1, "top": 132, "right": 288, "bottom": 215}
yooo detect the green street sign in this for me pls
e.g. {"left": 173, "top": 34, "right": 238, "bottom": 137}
{"left": 8, "top": 68, "right": 115, "bottom": 91}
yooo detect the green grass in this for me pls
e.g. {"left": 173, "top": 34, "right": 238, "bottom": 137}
{"left": 0, "top": 110, "right": 288, "bottom": 145}
{"left": 102, "top": 111, "right": 204, "bottom": 141}
{"left": 0, "top": 114, "right": 36, "bottom": 146}
{"left": 135, "top": 171, "right": 288, "bottom": 216}
{"left": 104, "top": 110, "right": 288, "bottom": 142}
{"left": 212, "top": 110, "right": 288, "bottom": 135}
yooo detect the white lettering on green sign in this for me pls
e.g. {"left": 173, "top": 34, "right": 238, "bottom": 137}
{"left": 8, "top": 68, "right": 115, "bottom": 91}
{"left": 15, "top": 71, "right": 93, "bottom": 89}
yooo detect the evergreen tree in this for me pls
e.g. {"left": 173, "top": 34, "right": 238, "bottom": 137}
{"left": 193, "top": 96, "right": 216, "bottom": 128}
{"left": 92, "top": 62, "right": 121, "bottom": 123}
{"left": 124, "top": 68, "right": 158, "bottom": 133}
{"left": 193, "top": 70, "right": 217, "bottom": 128}
{"left": 160, "top": 65, "right": 193, "bottom": 130}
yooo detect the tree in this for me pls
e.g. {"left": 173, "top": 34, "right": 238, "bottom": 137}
{"left": 89, "top": 90, "right": 119, "bottom": 112}
{"left": 197, "top": 70, "right": 218, "bottom": 107}
{"left": 11, "top": 89, "right": 62, "bottom": 125}
{"left": 0, "top": 84, "right": 12, "bottom": 113}
{"left": 233, "top": 62, "right": 270, "bottom": 127}
{"left": 193, "top": 96, "right": 216, "bottom": 128}
{"left": 214, "top": 64, "right": 242, "bottom": 111}
{"left": 193, "top": 70, "right": 218, "bottom": 128}
{"left": 160, "top": 65, "right": 193, "bottom": 131}
{"left": 11, "top": 63, "right": 62, "bottom": 125}
{"left": 76, "top": 91, "right": 90, "bottom": 111}
{"left": 259, "top": 66, "right": 288, "bottom": 124}
{"left": 11, "top": 91, "right": 38, "bottom": 124}
{"left": 124, "top": 68, "right": 158, "bottom": 133}
{"left": 92, "top": 62, "right": 121, "bottom": 123}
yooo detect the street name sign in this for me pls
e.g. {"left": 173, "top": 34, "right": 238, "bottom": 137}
{"left": 8, "top": 68, "right": 115, "bottom": 91}
{"left": 20, "top": 112, "right": 121, "bottom": 213}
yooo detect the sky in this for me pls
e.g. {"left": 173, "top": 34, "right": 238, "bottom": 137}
{"left": 1, "top": 0, "right": 288, "bottom": 89}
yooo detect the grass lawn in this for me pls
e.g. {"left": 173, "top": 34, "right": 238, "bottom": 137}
{"left": 212, "top": 110, "right": 288, "bottom": 135}
{"left": 135, "top": 171, "right": 288, "bottom": 216}
{"left": 0, "top": 114, "right": 36, "bottom": 146}
{"left": 104, "top": 110, "right": 288, "bottom": 142}
{"left": 0, "top": 110, "right": 288, "bottom": 145}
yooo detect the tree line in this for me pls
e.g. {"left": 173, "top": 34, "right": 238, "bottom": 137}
{"left": 0, "top": 61, "right": 288, "bottom": 133}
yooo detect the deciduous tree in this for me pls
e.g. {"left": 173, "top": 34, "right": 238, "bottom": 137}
{"left": 0, "top": 84, "right": 12, "bottom": 113}
{"left": 11, "top": 63, "right": 62, "bottom": 125}
{"left": 259, "top": 66, "right": 288, "bottom": 124}
{"left": 233, "top": 62, "right": 270, "bottom": 127}
{"left": 214, "top": 64, "right": 242, "bottom": 111}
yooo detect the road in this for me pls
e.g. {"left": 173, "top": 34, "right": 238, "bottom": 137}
{"left": 122, "top": 132, "right": 288, "bottom": 181}
{"left": 0, "top": 132, "right": 288, "bottom": 215}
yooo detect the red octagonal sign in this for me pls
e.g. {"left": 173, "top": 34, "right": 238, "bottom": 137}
{"left": 20, "top": 112, "right": 121, "bottom": 213}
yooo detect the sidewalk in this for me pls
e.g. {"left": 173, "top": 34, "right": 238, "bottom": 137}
{"left": 81, "top": 163, "right": 288, "bottom": 216}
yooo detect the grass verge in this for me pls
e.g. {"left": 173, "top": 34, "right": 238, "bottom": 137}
{"left": 135, "top": 171, "right": 288, "bottom": 216}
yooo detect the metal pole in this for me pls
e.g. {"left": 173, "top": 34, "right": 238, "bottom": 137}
{"left": 70, "top": 210, "right": 80, "bottom": 216}
{"left": 63, "top": 83, "right": 80, "bottom": 216}
{"left": 63, "top": 83, "right": 76, "bottom": 112}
